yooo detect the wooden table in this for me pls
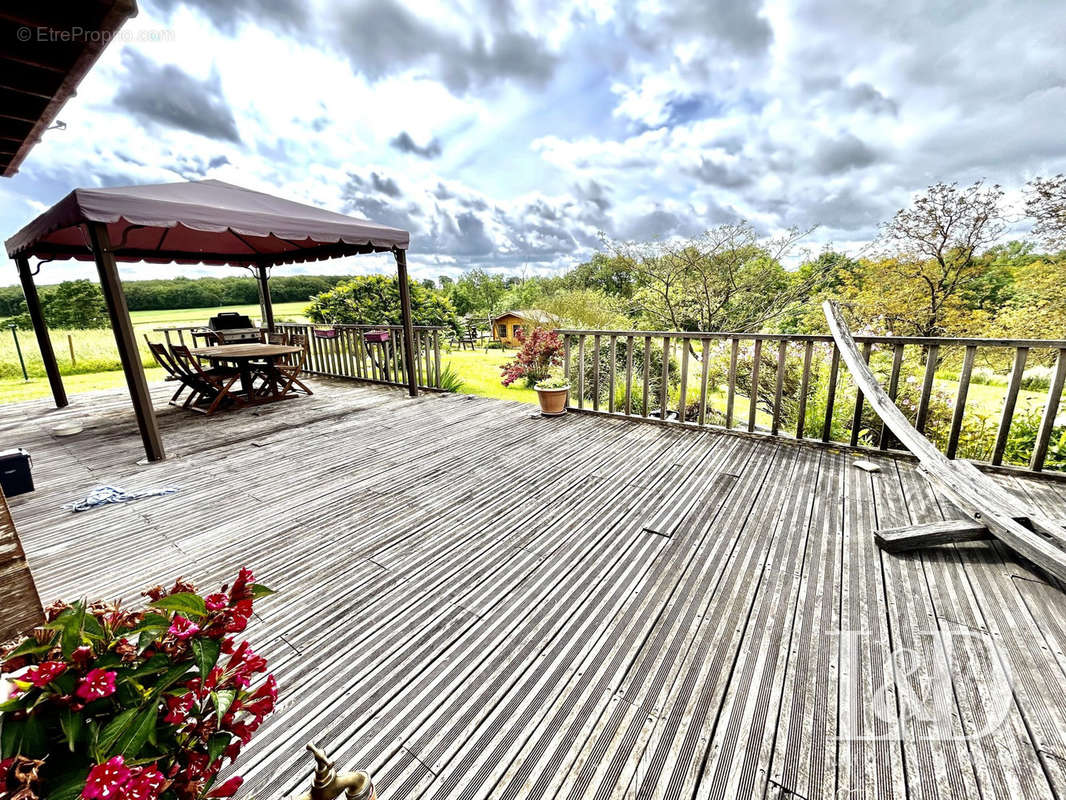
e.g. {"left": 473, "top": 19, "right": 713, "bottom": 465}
{"left": 189, "top": 343, "right": 303, "bottom": 403}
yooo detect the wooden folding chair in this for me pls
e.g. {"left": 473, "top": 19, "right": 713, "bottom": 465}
{"left": 272, "top": 333, "right": 313, "bottom": 397}
{"left": 170, "top": 345, "right": 244, "bottom": 415}
{"left": 266, "top": 332, "right": 291, "bottom": 345}
{"left": 145, "top": 339, "right": 199, "bottom": 408}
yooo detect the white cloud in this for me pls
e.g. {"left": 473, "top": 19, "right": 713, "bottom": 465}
{"left": 3, "top": 0, "right": 1065, "bottom": 288}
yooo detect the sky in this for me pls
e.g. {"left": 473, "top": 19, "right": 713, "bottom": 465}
{"left": 2, "top": 0, "right": 1065, "bottom": 286}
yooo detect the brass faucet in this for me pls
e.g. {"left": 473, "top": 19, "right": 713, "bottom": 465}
{"left": 297, "top": 743, "right": 375, "bottom": 800}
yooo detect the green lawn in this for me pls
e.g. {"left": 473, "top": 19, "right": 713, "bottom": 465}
{"left": 442, "top": 347, "right": 538, "bottom": 404}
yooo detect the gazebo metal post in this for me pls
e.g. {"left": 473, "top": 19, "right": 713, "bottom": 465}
{"left": 14, "top": 255, "right": 67, "bottom": 408}
{"left": 86, "top": 222, "right": 165, "bottom": 462}
{"left": 394, "top": 249, "right": 419, "bottom": 397}
{"left": 255, "top": 264, "right": 275, "bottom": 332}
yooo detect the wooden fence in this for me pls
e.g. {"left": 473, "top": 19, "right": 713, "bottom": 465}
{"left": 558, "top": 329, "right": 1066, "bottom": 475}
{"left": 275, "top": 323, "right": 446, "bottom": 390}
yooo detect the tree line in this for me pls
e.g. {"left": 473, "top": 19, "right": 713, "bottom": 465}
{"left": 427, "top": 177, "right": 1066, "bottom": 341}
{"left": 0, "top": 274, "right": 352, "bottom": 328}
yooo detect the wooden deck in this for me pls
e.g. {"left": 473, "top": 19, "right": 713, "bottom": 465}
{"left": 3, "top": 380, "right": 1066, "bottom": 799}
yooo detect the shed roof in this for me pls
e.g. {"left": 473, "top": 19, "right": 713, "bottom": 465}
{"left": 5, "top": 179, "right": 410, "bottom": 266}
{"left": 1, "top": 0, "right": 137, "bottom": 177}
{"left": 492, "top": 309, "right": 558, "bottom": 325}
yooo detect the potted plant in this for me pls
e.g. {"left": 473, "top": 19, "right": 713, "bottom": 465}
{"left": 534, "top": 371, "right": 570, "bottom": 416}
{"left": 0, "top": 569, "right": 275, "bottom": 800}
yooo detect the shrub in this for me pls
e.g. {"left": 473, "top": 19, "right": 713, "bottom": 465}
{"left": 437, "top": 363, "right": 465, "bottom": 393}
{"left": 1020, "top": 366, "right": 1054, "bottom": 392}
{"left": 0, "top": 570, "right": 275, "bottom": 800}
{"left": 500, "top": 327, "right": 563, "bottom": 387}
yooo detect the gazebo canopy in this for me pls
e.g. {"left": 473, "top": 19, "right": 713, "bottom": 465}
{"left": 5, "top": 179, "right": 410, "bottom": 265}
{"left": 8, "top": 178, "right": 418, "bottom": 463}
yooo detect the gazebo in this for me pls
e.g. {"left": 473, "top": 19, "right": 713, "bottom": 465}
{"left": 5, "top": 179, "right": 417, "bottom": 463}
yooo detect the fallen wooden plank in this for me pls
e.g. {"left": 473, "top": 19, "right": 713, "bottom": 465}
{"left": 875, "top": 518, "right": 993, "bottom": 551}
{"left": 823, "top": 300, "right": 1066, "bottom": 583}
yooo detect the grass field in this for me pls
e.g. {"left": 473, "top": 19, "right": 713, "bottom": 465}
{"left": 442, "top": 347, "right": 538, "bottom": 404}
{"left": 0, "top": 302, "right": 308, "bottom": 388}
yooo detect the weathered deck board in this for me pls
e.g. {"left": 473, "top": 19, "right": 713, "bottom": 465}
{"left": 1, "top": 381, "right": 1064, "bottom": 799}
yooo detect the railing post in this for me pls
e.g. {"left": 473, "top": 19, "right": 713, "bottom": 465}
{"left": 914, "top": 344, "right": 940, "bottom": 434}
{"left": 849, "top": 341, "right": 872, "bottom": 447}
{"left": 659, "top": 336, "right": 670, "bottom": 418}
{"left": 592, "top": 334, "right": 601, "bottom": 411}
{"left": 821, "top": 345, "right": 840, "bottom": 443}
{"left": 678, "top": 337, "right": 690, "bottom": 422}
{"left": 394, "top": 249, "right": 419, "bottom": 397}
{"left": 992, "top": 346, "right": 1029, "bottom": 466}
{"left": 772, "top": 340, "right": 786, "bottom": 436}
{"left": 577, "top": 335, "right": 585, "bottom": 409}
{"left": 608, "top": 335, "right": 617, "bottom": 414}
{"left": 624, "top": 336, "right": 634, "bottom": 416}
{"left": 726, "top": 337, "right": 738, "bottom": 429}
{"left": 1031, "top": 348, "right": 1066, "bottom": 471}
{"left": 748, "top": 339, "right": 761, "bottom": 432}
{"left": 641, "top": 336, "right": 651, "bottom": 417}
{"left": 946, "top": 345, "right": 976, "bottom": 459}
{"left": 880, "top": 343, "right": 905, "bottom": 450}
{"left": 698, "top": 339, "right": 710, "bottom": 427}
{"left": 795, "top": 340, "right": 813, "bottom": 440}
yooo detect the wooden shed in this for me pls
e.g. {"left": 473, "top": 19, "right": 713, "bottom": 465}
{"left": 490, "top": 309, "right": 558, "bottom": 347}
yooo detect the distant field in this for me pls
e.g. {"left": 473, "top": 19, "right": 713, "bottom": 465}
{"left": 0, "top": 302, "right": 308, "bottom": 393}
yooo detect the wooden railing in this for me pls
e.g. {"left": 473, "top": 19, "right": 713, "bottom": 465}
{"left": 276, "top": 323, "right": 446, "bottom": 390}
{"left": 558, "top": 329, "right": 1066, "bottom": 476}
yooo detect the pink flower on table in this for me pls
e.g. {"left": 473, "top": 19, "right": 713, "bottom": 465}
{"left": 207, "top": 776, "right": 244, "bottom": 798}
{"left": 82, "top": 756, "right": 131, "bottom": 800}
{"left": 205, "top": 593, "right": 229, "bottom": 611}
{"left": 26, "top": 660, "right": 67, "bottom": 687}
{"left": 76, "top": 668, "right": 117, "bottom": 702}
{"left": 168, "top": 615, "right": 200, "bottom": 640}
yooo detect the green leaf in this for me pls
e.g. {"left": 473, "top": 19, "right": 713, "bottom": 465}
{"left": 151, "top": 661, "right": 194, "bottom": 695}
{"left": 191, "top": 638, "right": 221, "bottom": 681}
{"left": 249, "top": 583, "right": 276, "bottom": 600}
{"left": 19, "top": 713, "right": 46, "bottom": 757}
{"left": 46, "top": 769, "right": 91, "bottom": 800}
{"left": 213, "top": 689, "right": 236, "bottom": 723}
{"left": 97, "top": 708, "right": 138, "bottom": 753}
{"left": 4, "top": 635, "right": 56, "bottom": 659}
{"left": 110, "top": 702, "right": 159, "bottom": 759}
{"left": 46, "top": 602, "right": 87, "bottom": 657}
{"left": 1, "top": 716, "right": 24, "bottom": 759}
{"left": 0, "top": 689, "right": 36, "bottom": 714}
{"left": 149, "top": 593, "right": 207, "bottom": 618}
{"left": 128, "top": 653, "right": 170, "bottom": 678}
{"left": 59, "top": 708, "right": 83, "bottom": 752}
{"left": 207, "top": 732, "right": 230, "bottom": 766}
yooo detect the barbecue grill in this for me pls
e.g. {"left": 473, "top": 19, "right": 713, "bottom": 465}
{"left": 204, "top": 312, "right": 261, "bottom": 344}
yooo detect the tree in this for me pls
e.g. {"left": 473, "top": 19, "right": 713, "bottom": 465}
{"left": 43, "top": 280, "right": 109, "bottom": 329}
{"left": 304, "top": 274, "right": 461, "bottom": 335}
{"left": 564, "top": 253, "right": 637, "bottom": 298}
{"left": 871, "top": 180, "right": 1005, "bottom": 337}
{"left": 602, "top": 222, "right": 817, "bottom": 333}
{"left": 1026, "top": 174, "right": 1066, "bottom": 250}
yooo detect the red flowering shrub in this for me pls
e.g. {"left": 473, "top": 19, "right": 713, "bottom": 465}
{"left": 0, "top": 570, "right": 275, "bottom": 800}
{"left": 499, "top": 327, "right": 564, "bottom": 387}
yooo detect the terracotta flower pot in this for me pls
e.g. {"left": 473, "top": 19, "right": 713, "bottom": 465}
{"left": 535, "top": 385, "right": 569, "bottom": 416}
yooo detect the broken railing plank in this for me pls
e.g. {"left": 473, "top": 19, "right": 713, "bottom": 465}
{"left": 823, "top": 300, "right": 1066, "bottom": 584}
